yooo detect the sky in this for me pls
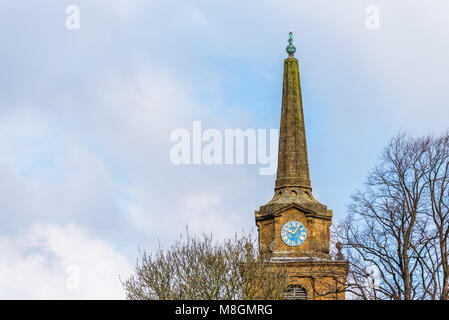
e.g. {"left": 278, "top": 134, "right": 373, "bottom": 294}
{"left": 0, "top": 0, "right": 449, "bottom": 299}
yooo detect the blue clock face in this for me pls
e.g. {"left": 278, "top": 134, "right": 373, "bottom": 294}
{"left": 281, "top": 221, "right": 307, "bottom": 247}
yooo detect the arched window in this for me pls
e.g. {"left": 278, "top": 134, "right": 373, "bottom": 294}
{"left": 283, "top": 284, "right": 308, "bottom": 300}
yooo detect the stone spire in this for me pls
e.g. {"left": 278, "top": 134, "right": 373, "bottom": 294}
{"left": 275, "top": 31, "right": 311, "bottom": 192}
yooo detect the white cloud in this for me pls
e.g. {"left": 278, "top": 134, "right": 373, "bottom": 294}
{"left": 0, "top": 224, "right": 132, "bottom": 299}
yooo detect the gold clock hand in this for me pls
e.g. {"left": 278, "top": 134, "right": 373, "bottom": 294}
{"left": 293, "top": 224, "right": 300, "bottom": 234}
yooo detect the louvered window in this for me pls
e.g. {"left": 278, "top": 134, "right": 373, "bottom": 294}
{"left": 283, "top": 285, "right": 308, "bottom": 300}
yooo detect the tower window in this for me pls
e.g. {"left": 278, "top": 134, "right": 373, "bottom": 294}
{"left": 282, "top": 285, "right": 308, "bottom": 300}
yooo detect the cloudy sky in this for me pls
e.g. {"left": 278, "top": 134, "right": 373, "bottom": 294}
{"left": 1, "top": 1, "right": 448, "bottom": 299}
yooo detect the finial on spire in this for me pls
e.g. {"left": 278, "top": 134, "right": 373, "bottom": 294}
{"left": 286, "top": 30, "right": 296, "bottom": 57}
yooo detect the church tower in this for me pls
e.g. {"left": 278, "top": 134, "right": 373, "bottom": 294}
{"left": 255, "top": 31, "right": 348, "bottom": 300}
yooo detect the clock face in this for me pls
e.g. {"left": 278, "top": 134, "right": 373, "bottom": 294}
{"left": 281, "top": 221, "right": 307, "bottom": 247}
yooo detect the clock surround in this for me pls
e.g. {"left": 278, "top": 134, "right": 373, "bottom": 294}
{"left": 280, "top": 220, "right": 306, "bottom": 247}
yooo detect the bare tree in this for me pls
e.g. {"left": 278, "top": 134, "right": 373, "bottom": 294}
{"left": 422, "top": 133, "right": 449, "bottom": 299}
{"left": 122, "top": 230, "right": 288, "bottom": 300}
{"left": 339, "top": 131, "right": 449, "bottom": 300}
